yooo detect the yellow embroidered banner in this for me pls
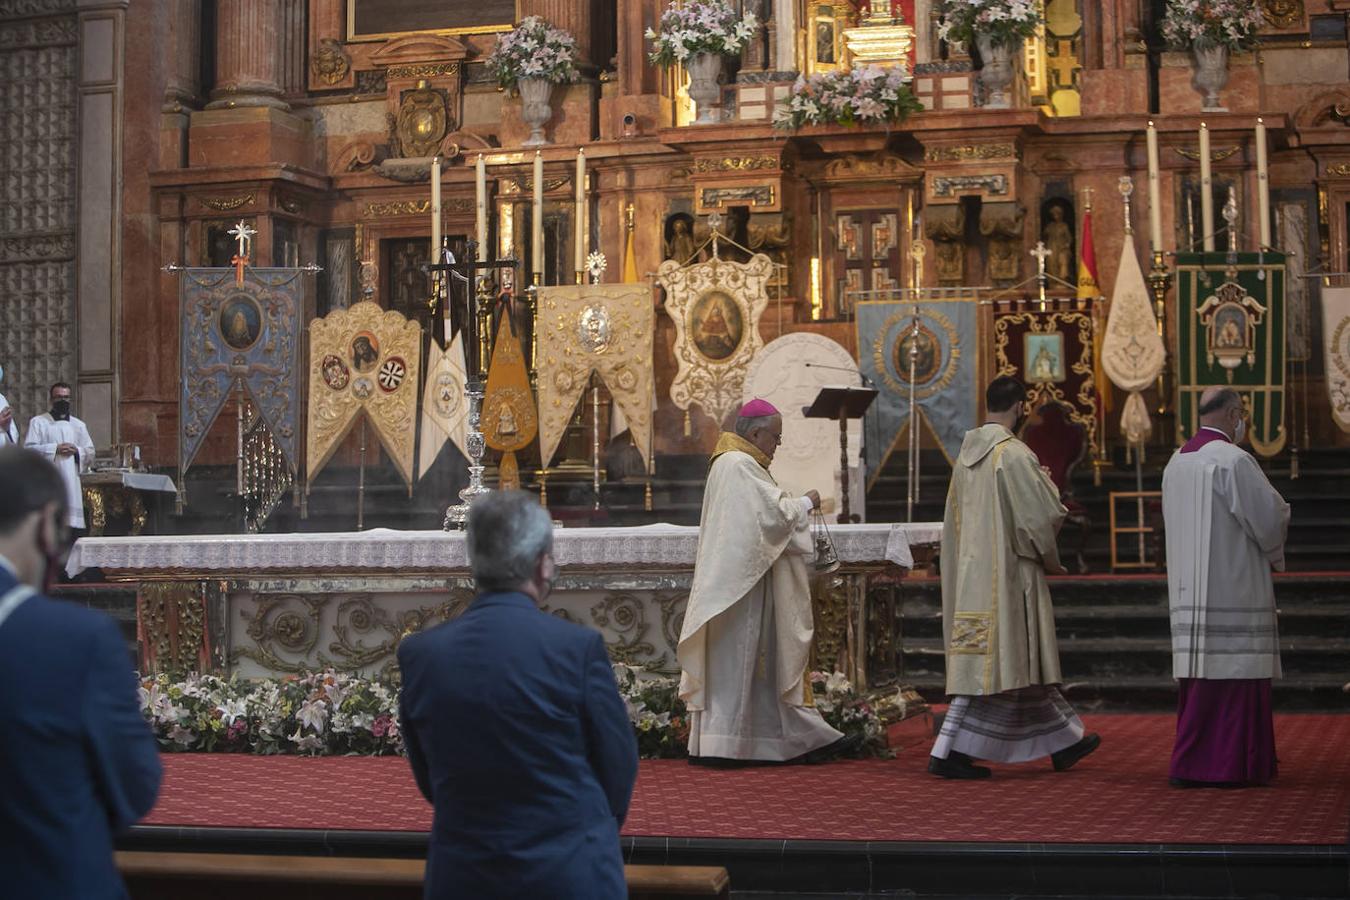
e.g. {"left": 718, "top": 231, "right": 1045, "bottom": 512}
{"left": 481, "top": 304, "right": 537, "bottom": 489}
{"left": 656, "top": 253, "right": 773, "bottom": 429}
{"left": 306, "top": 301, "right": 421, "bottom": 490}
{"left": 536, "top": 284, "right": 654, "bottom": 470}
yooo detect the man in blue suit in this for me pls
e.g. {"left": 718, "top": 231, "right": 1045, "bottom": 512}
{"left": 0, "top": 447, "right": 163, "bottom": 898}
{"left": 398, "top": 490, "right": 639, "bottom": 899}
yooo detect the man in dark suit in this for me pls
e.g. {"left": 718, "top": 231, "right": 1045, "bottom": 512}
{"left": 0, "top": 447, "right": 162, "bottom": 898}
{"left": 398, "top": 490, "right": 638, "bottom": 899}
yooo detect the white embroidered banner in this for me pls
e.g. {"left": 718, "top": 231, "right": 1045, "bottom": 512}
{"left": 417, "top": 331, "right": 469, "bottom": 480}
{"left": 1322, "top": 286, "right": 1350, "bottom": 434}
{"left": 1102, "top": 237, "right": 1164, "bottom": 446}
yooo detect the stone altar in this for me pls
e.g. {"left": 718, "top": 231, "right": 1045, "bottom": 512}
{"left": 68, "top": 523, "right": 940, "bottom": 689}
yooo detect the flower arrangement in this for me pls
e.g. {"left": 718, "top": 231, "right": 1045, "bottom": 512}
{"left": 1160, "top": 0, "right": 1264, "bottom": 51}
{"left": 136, "top": 667, "right": 890, "bottom": 760}
{"left": 773, "top": 65, "right": 923, "bottom": 131}
{"left": 138, "top": 671, "right": 402, "bottom": 756}
{"left": 645, "top": 0, "right": 758, "bottom": 67}
{"left": 935, "top": 0, "right": 1043, "bottom": 49}
{"left": 484, "top": 16, "right": 580, "bottom": 88}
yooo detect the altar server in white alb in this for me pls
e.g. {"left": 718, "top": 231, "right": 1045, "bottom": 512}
{"left": 1162, "top": 386, "right": 1289, "bottom": 788}
{"left": 24, "top": 382, "right": 95, "bottom": 531}
{"left": 678, "top": 398, "right": 859, "bottom": 767}
{"left": 929, "top": 376, "right": 1100, "bottom": 779}
{"left": 0, "top": 362, "right": 18, "bottom": 446}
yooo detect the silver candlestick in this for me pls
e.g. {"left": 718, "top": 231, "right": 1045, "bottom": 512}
{"left": 443, "top": 377, "right": 490, "bottom": 530}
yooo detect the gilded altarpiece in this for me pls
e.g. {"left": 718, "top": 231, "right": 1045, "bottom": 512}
{"left": 306, "top": 300, "right": 422, "bottom": 488}
{"left": 179, "top": 269, "right": 306, "bottom": 496}
{"left": 657, "top": 254, "right": 774, "bottom": 429}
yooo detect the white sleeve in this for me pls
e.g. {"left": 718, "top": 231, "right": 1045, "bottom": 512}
{"left": 1226, "top": 453, "right": 1290, "bottom": 570}
{"left": 799, "top": 496, "right": 815, "bottom": 515}
{"left": 77, "top": 421, "right": 96, "bottom": 471}
{"left": 23, "top": 418, "right": 56, "bottom": 458}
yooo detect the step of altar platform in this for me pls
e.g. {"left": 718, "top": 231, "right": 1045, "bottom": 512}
{"left": 866, "top": 447, "right": 1350, "bottom": 573}
{"left": 895, "top": 575, "right": 1350, "bottom": 712}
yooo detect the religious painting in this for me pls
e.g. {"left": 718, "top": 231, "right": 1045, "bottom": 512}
{"left": 1176, "top": 253, "right": 1285, "bottom": 456}
{"left": 809, "top": 3, "right": 846, "bottom": 73}
{"left": 346, "top": 0, "right": 516, "bottom": 41}
{"left": 664, "top": 212, "right": 699, "bottom": 265}
{"left": 350, "top": 332, "right": 381, "bottom": 372}
{"left": 689, "top": 290, "right": 744, "bottom": 361}
{"left": 218, "top": 293, "right": 263, "bottom": 351}
{"left": 320, "top": 354, "right": 350, "bottom": 391}
{"left": 988, "top": 302, "right": 1100, "bottom": 459}
{"left": 658, "top": 254, "right": 773, "bottom": 428}
{"left": 1024, "top": 332, "right": 1066, "bottom": 383}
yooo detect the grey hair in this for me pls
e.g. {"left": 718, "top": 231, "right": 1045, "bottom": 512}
{"left": 1198, "top": 387, "right": 1241, "bottom": 416}
{"left": 734, "top": 414, "right": 777, "bottom": 438}
{"left": 466, "top": 490, "right": 555, "bottom": 593}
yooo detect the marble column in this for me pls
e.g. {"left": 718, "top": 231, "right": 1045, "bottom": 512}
{"left": 207, "top": 0, "right": 288, "bottom": 110}
{"left": 163, "top": 0, "right": 201, "bottom": 112}
{"left": 519, "top": 0, "right": 594, "bottom": 65}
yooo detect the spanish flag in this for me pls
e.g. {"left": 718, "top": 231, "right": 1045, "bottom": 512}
{"left": 1079, "top": 207, "right": 1112, "bottom": 415}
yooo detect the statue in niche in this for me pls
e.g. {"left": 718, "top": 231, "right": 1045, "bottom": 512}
{"left": 664, "top": 213, "right": 700, "bottom": 265}
{"left": 1041, "top": 200, "right": 1075, "bottom": 285}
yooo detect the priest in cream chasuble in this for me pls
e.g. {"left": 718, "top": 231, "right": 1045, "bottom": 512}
{"left": 1162, "top": 386, "right": 1289, "bottom": 788}
{"left": 677, "top": 399, "right": 849, "bottom": 765}
{"left": 929, "top": 377, "right": 1100, "bottom": 779}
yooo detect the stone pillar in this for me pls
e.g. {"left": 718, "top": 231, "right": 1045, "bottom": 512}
{"left": 519, "top": 0, "right": 594, "bottom": 65}
{"left": 207, "top": 0, "right": 288, "bottom": 109}
{"left": 163, "top": 0, "right": 201, "bottom": 112}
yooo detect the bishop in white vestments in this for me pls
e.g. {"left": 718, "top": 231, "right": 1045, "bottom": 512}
{"left": 929, "top": 377, "right": 1101, "bottom": 779}
{"left": 23, "top": 383, "right": 95, "bottom": 530}
{"left": 678, "top": 399, "right": 855, "bottom": 766}
{"left": 1162, "top": 386, "right": 1289, "bottom": 787}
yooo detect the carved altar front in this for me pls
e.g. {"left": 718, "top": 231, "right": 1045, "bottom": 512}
{"left": 68, "top": 523, "right": 939, "bottom": 688}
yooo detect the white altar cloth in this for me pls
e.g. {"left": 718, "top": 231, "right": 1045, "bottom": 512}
{"left": 67, "top": 522, "right": 941, "bottom": 577}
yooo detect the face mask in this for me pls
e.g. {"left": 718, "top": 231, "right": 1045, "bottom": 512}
{"left": 51, "top": 399, "right": 70, "bottom": 420}
{"left": 1233, "top": 417, "right": 1246, "bottom": 444}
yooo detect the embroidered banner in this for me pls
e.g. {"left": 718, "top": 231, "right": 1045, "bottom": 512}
{"left": 855, "top": 295, "right": 979, "bottom": 482}
{"left": 657, "top": 253, "right": 773, "bottom": 430}
{"left": 987, "top": 299, "right": 1101, "bottom": 459}
{"left": 536, "top": 284, "right": 654, "bottom": 469}
{"left": 1102, "top": 237, "right": 1165, "bottom": 446}
{"left": 1321, "top": 286, "right": 1350, "bottom": 434}
{"left": 179, "top": 268, "right": 305, "bottom": 492}
{"left": 417, "top": 330, "right": 470, "bottom": 480}
{"left": 306, "top": 300, "right": 422, "bottom": 489}
{"left": 1175, "top": 252, "right": 1286, "bottom": 456}
{"left": 481, "top": 298, "right": 538, "bottom": 490}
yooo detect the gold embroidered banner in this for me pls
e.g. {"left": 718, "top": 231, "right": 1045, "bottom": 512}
{"left": 482, "top": 303, "right": 537, "bottom": 489}
{"left": 306, "top": 301, "right": 421, "bottom": 489}
{"left": 1322, "top": 286, "right": 1350, "bottom": 434}
{"left": 657, "top": 253, "right": 773, "bottom": 429}
{"left": 417, "top": 330, "right": 469, "bottom": 480}
{"left": 1102, "top": 237, "right": 1165, "bottom": 446}
{"left": 536, "top": 284, "right": 654, "bottom": 469}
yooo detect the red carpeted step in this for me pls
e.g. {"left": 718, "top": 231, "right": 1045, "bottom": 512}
{"left": 142, "top": 714, "right": 1350, "bottom": 846}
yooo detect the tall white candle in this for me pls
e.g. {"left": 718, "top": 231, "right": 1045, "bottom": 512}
{"left": 1146, "top": 120, "right": 1163, "bottom": 253}
{"left": 431, "top": 155, "right": 442, "bottom": 262}
{"left": 1256, "top": 117, "right": 1271, "bottom": 249}
{"left": 475, "top": 154, "right": 487, "bottom": 261}
{"left": 533, "top": 151, "right": 544, "bottom": 280}
{"left": 574, "top": 148, "right": 586, "bottom": 276}
{"left": 1199, "top": 122, "right": 1215, "bottom": 252}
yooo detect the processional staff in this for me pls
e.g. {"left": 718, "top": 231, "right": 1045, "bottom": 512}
{"left": 1030, "top": 241, "right": 1051, "bottom": 311}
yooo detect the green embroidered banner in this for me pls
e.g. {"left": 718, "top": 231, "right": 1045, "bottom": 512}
{"left": 1174, "top": 252, "right": 1285, "bottom": 457}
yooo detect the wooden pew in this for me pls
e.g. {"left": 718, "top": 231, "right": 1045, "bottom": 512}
{"left": 116, "top": 851, "right": 730, "bottom": 899}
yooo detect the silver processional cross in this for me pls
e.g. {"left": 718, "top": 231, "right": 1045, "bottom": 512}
{"left": 1030, "top": 240, "right": 1051, "bottom": 309}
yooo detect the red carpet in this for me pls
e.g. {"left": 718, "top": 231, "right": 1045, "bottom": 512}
{"left": 142, "top": 714, "right": 1350, "bottom": 845}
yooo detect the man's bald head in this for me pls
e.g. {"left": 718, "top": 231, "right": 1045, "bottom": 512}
{"left": 1198, "top": 386, "right": 1244, "bottom": 440}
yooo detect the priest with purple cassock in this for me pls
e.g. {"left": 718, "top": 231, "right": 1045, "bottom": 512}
{"left": 1162, "top": 386, "right": 1289, "bottom": 788}
{"left": 678, "top": 399, "right": 859, "bottom": 767}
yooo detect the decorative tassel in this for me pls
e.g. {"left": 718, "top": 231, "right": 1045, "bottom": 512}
{"left": 1290, "top": 447, "right": 1300, "bottom": 480}
{"left": 644, "top": 480, "right": 653, "bottom": 512}
{"left": 539, "top": 473, "right": 549, "bottom": 508}
{"left": 499, "top": 450, "right": 520, "bottom": 490}
{"left": 683, "top": 410, "right": 691, "bottom": 437}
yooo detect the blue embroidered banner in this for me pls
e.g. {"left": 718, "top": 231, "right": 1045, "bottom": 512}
{"left": 856, "top": 296, "right": 979, "bottom": 484}
{"left": 179, "top": 269, "right": 305, "bottom": 485}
